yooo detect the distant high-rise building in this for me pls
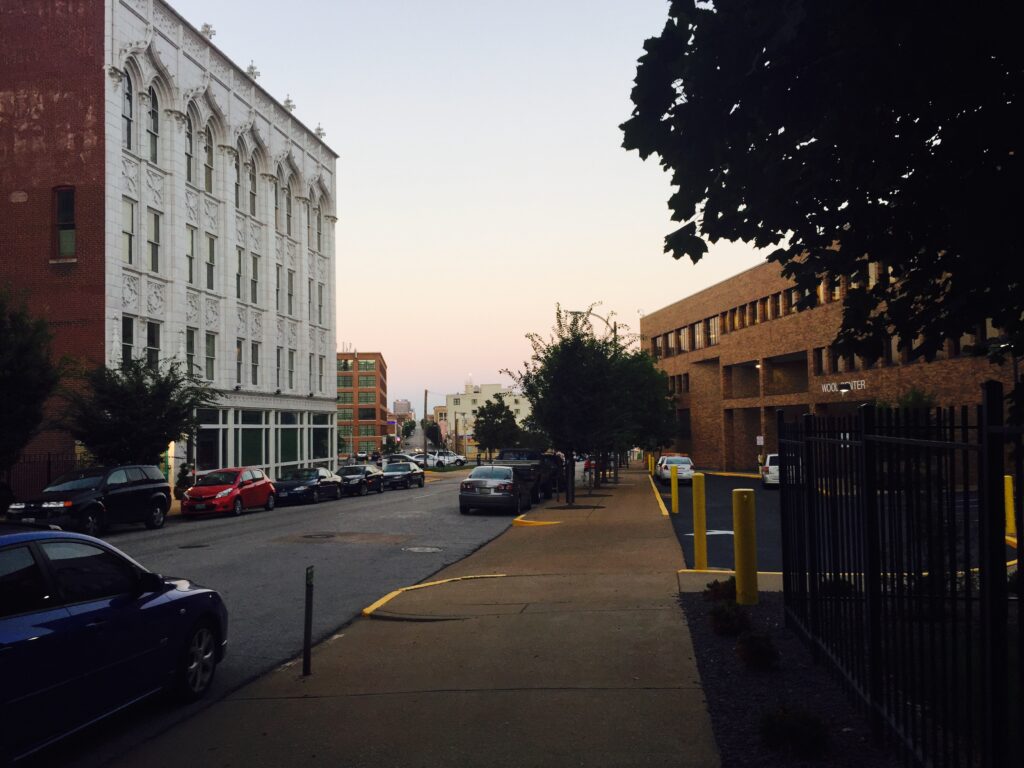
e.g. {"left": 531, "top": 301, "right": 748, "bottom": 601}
{"left": 393, "top": 399, "right": 412, "bottom": 415}
{"left": 337, "top": 352, "right": 387, "bottom": 456}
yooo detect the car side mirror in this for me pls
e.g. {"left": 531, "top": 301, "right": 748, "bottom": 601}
{"left": 137, "top": 571, "right": 166, "bottom": 594}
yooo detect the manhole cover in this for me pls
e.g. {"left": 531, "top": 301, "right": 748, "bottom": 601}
{"left": 402, "top": 546, "right": 442, "bottom": 553}
{"left": 179, "top": 544, "right": 209, "bottom": 549}
{"left": 303, "top": 533, "right": 336, "bottom": 539}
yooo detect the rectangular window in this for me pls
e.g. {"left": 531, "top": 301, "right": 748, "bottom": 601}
{"left": 235, "top": 338, "right": 244, "bottom": 384}
{"left": 147, "top": 209, "right": 160, "bottom": 272}
{"left": 682, "top": 373, "right": 690, "bottom": 393}
{"left": 771, "top": 292, "right": 782, "bottom": 319}
{"left": 122, "top": 198, "right": 135, "bottom": 265}
{"left": 287, "top": 270, "right": 295, "bottom": 315}
{"left": 250, "top": 254, "right": 259, "bottom": 304}
{"left": 358, "top": 375, "right": 375, "bottom": 388}
{"left": 707, "top": 316, "right": 720, "bottom": 346}
{"left": 121, "top": 316, "right": 134, "bottom": 368}
{"left": 813, "top": 347, "right": 824, "bottom": 375}
{"left": 453, "top": 398, "right": 460, "bottom": 406}
{"left": 205, "top": 234, "right": 216, "bottom": 290}
{"left": 287, "top": 348, "right": 295, "bottom": 389}
{"left": 338, "top": 408, "right": 353, "bottom": 421}
{"left": 308, "top": 353, "right": 314, "bottom": 392}
{"left": 145, "top": 322, "right": 160, "bottom": 368}
{"left": 185, "top": 226, "right": 196, "bottom": 284}
{"left": 337, "top": 359, "right": 353, "bottom": 371}
{"left": 308, "top": 278, "right": 314, "bottom": 320}
{"left": 358, "top": 407, "right": 375, "bottom": 420}
{"left": 186, "top": 328, "right": 197, "bottom": 374}
{"left": 692, "top": 322, "right": 705, "bottom": 350}
{"left": 275, "top": 265, "right": 281, "bottom": 311}
{"left": 204, "top": 332, "right": 216, "bottom": 380}
{"left": 337, "top": 392, "right": 353, "bottom": 404}
{"left": 276, "top": 346, "right": 282, "bottom": 387}
{"left": 358, "top": 391, "right": 375, "bottom": 404}
{"left": 317, "top": 283, "right": 324, "bottom": 325}
{"left": 338, "top": 425, "right": 353, "bottom": 437}
{"left": 55, "top": 187, "right": 75, "bottom": 258}
{"left": 338, "top": 375, "right": 352, "bottom": 388}
{"left": 235, "top": 247, "right": 244, "bottom": 300}
{"left": 358, "top": 359, "right": 375, "bottom": 371}
{"left": 318, "top": 356, "right": 324, "bottom": 391}
{"left": 358, "top": 425, "right": 376, "bottom": 437}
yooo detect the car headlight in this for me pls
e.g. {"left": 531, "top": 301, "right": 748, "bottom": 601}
{"left": 293, "top": 485, "right": 308, "bottom": 492}
{"left": 42, "top": 501, "right": 73, "bottom": 508}
{"left": 214, "top": 489, "right": 232, "bottom": 499}
{"left": 182, "top": 491, "right": 191, "bottom": 500}
{"left": 8, "top": 502, "right": 25, "bottom": 510}
{"left": 347, "top": 478, "right": 361, "bottom": 483}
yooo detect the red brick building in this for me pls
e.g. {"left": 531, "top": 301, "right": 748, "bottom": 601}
{"left": 336, "top": 352, "right": 387, "bottom": 457}
{"left": 641, "top": 262, "right": 1015, "bottom": 471}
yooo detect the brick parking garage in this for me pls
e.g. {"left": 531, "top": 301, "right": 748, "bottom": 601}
{"left": 641, "top": 262, "right": 1017, "bottom": 471}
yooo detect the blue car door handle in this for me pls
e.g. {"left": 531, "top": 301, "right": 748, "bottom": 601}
{"left": 85, "top": 620, "right": 108, "bottom": 630}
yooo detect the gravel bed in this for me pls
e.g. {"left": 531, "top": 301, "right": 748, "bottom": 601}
{"left": 680, "top": 591, "right": 902, "bottom": 768}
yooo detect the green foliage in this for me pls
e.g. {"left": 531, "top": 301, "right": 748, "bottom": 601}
{"left": 708, "top": 601, "right": 751, "bottom": 637}
{"left": 62, "top": 358, "right": 217, "bottom": 466}
{"left": 622, "top": 2, "right": 1023, "bottom": 405}
{"left": 735, "top": 631, "right": 780, "bottom": 672}
{"left": 382, "top": 436, "right": 399, "bottom": 455}
{"left": 760, "top": 706, "right": 830, "bottom": 759}
{"left": 473, "top": 393, "right": 520, "bottom": 455}
{"left": 424, "top": 421, "right": 442, "bottom": 448}
{"left": 401, "top": 419, "right": 416, "bottom": 439}
{"left": 0, "top": 291, "right": 61, "bottom": 471}
{"left": 702, "top": 576, "right": 737, "bottom": 602}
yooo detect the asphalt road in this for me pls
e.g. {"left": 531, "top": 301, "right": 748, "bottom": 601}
{"left": 659, "top": 473, "right": 783, "bottom": 572}
{"left": 29, "top": 468, "right": 513, "bottom": 768}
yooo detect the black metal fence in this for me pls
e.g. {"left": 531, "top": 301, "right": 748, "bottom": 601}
{"left": 0, "top": 452, "right": 85, "bottom": 510}
{"left": 778, "top": 381, "right": 1020, "bottom": 768}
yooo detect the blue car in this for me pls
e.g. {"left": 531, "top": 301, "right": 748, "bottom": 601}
{"left": 0, "top": 524, "right": 228, "bottom": 763}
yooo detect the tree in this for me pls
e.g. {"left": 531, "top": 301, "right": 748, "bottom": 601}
{"left": 473, "top": 394, "right": 520, "bottom": 459}
{"left": 382, "top": 435, "right": 399, "bottom": 455}
{"left": 424, "top": 421, "right": 442, "bottom": 448}
{"left": 62, "top": 359, "right": 217, "bottom": 466}
{"left": 402, "top": 419, "right": 416, "bottom": 440}
{"left": 0, "top": 292, "right": 61, "bottom": 472}
{"left": 622, "top": 2, "right": 1022, "bottom": 399}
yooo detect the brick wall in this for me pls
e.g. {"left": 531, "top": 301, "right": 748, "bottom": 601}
{"left": 0, "top": 0, "right": 107, "bottom": 452}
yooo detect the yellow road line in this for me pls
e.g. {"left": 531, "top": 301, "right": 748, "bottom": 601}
{"left": 678, "top": 567, "right": 784, "bottom": 576}
{"left": 513, "top": 515, "right": 561, "bottom": 527}
{"left": 702, "top": 471, "right": 761, "bottom": 479}
{"left": 361, "top": 574, "right": 507, "bottom": 616}
{"left": 648, "top": 475, "right": 670, "bottom": 517}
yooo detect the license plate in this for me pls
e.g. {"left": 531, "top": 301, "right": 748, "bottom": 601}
{"left": 279, "top": 491, "right": 288, "bottom": 497}
{"left": 194, "top": 504, "right": 208, "bottom": 511}
{"left": 21, "top": 517, "right": 36, "bottom": 523}
{"left": 479, "top": 488, "right": 491, "bottom": 495}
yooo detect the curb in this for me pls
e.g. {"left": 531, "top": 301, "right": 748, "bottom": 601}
{"left": 647, "top": 475, "right": 670, "bottom": 517}
{"left": 361, "top": 573, "right": 507, "bottom": 617}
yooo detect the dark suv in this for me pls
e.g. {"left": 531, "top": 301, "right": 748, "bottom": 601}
{"left": 4, "top": 465, "right": 171, "bottom": 536}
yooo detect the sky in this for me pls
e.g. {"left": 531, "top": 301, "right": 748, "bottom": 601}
{"left": 171, "top": 0, "right": 766, "bottom": 413}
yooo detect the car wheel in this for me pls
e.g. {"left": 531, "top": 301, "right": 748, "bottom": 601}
{"left": 144, "top": 500, "right": 167, "bottom": 529}
{"left": 312, "top": 488, "right": 321, "bottom": 505}
{"left": 359, "top": 482, "right": 368, "bottom": 497}
{"left": 80, "top": 507, "right": 102, "bottom": 537}
{"left": 456, "top": 459, "right": 464, "bottom": 466}
{"left": 418, "top": 477, "right": 425, "bottom": 488}
{"left": 232, "top": 498, "right": 243, "bottom": 517}
{"left": 404, "top": 479, "right": 411, "bottom": 489}
{"left": 175, "top": 621, "right": 219, "bottom": 702}
{"left": 513, "top": 494, "right": 522, "bottom": 515}
{"left": 265, "top": 493, "right": 276, "bottom": 511}
{"left": 334, "top": 484, "right": 342, "bottom": 500}
{"left": 377, "top": 481, "right": 384, "bottom": 494}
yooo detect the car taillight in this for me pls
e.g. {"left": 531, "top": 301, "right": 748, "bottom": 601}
{"left": 761, "top": 467, "right": 768, "bottom": 475}
{"left": 460, "top": 482, "right": 473, "bottom": 491}
{"left": 496, "top": 483, "right": 513, "bottom": 492}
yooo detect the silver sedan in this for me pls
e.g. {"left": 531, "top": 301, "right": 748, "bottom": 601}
{"left": 458, "top": 465, "right": 530, "bottom": 515}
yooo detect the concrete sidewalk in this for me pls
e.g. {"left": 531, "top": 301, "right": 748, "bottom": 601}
{"left": 115, "top": 469, "right": 720, "bottom": 768}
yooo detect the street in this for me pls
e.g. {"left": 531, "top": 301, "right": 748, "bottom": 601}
{"left": 28, "top": 469, "right": 510, "bottom": 768}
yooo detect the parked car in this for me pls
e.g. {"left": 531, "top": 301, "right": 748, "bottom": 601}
{"left": 655, "top": 455, "right": 695, "bottom": 485}
{"left": 381, "top": 461, "right": 425, "bottom": 489}
{"left": 459, "top": 465, "right": 532, "bottom": 515}
{"left": 423, "top": 450, "right": 466, "bottom": 468}
{"left": 761, "top": 453, "right": 780, "bottom": 488}
{"left": 407, "top": 453, "right": 428, "bottom": 468}
{"left": 493, "top": 449, "right": 557, "bottom": 501}
{"left": 0, "top": 523, "right": 228, "bottom": 763}
{"left": 181, "top": 467, "right": 276, "bottom": 516}
{"left": 385, "top": 452, "right": 423, "bottom": 467}
{"left": 338, "top": 464, "right": 384, "bottom": 496}
{"left": 274, "top": 467, "right": 342, "bottom": 504}
{"left": 5, "top": 465, "right": 171, "bottom": 536}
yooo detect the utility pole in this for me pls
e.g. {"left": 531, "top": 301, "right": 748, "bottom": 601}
{"left": 423, "top": 389, "right": 428, "bottom": 460}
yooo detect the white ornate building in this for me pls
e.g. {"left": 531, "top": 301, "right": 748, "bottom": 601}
{"left": 108, "top": 0, "right": 338, "bottom": 475}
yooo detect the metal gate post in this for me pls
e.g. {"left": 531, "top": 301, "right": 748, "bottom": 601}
{"left": 859, "top": 404, "right": 883, "bottom": 742}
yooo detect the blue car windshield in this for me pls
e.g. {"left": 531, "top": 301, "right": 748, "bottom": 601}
{"left": 44, "top": 469, "right": 106, "bottom": 492}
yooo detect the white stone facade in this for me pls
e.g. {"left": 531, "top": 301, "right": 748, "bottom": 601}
{"left": 105, "top": 0, "right": 338, "bottom": 475}
{"left": 445, "top": 384, "right": 532, "bottom": 457}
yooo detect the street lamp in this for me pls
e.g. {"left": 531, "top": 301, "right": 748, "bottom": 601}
{"left": 568, "top": 308, "right": 618, "bottom": 346}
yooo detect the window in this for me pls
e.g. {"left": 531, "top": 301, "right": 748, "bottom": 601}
{"left": 205, "top": 332, "right": 216, "bottom": 380}
{"left": 185, "top": 226, "right": 196, "bottom": 284}
{"left": 122, "top": 198, "right": 135, "bottom": 264}
{"left": 186, "top": 328, "right": 197, "bottom": 373}
{"left": 453, "top": 398, "right": 460, "bottom": 406}
{"left": 337, "top": 392, "right": 353, "bottom": 404}
{"left": 287, "top": 270, "right": 295, "bottom": 315}
{"left": 315, "top": 206, "right": 322, "bottom": 252}
{"left": 276, "top": 346, "right": 282, "bottom": 387}
{"left": 358, "top": 391, "right": 375, "bottom": 404}
{"left": 205, "top": 234, "right": 215, "bottom": 290}
{"left": 358, "top": 407, "right": 375, "bottom": 420}
{"left": 121, "top": 316, "right": 134, "bottom": 367}
{"left": 771, "top": 292, "right": 782, "bottom": 319}
{"left": 707, "top": 316, "right": 720, "bottom": 346}
{"left": 203, "top": 127, "right": 214, "bottom": 193}
{"left": 318, "top": 356, "right": 324, "bottom": 391}
{"left": 338, "top": 375, "right": 352, "bottom": 387}
{"left": 185, "top": 115, "right": 194, "bottom": 184}
{"left": 358, "top": 425, "right": 376, "bottom": 437}
{"left": 0, "top": 546, "right": 52, "bottom": 618}
{"left": 40, "top": 541, "right": 137, "bottom": 604}
{"left": 338, "top": 425, "right": 353, "bottom": 437}
{"left": 358, "top": 375, "right": 375, "bottom": 388}
{"left": 145, "top": 321, "right": 160, "bottom": 368}
{"left": 338, "top": 408, "right": 353, "bottom": 421}
{"left": 287, "top": 348, "right": 295, "bottom": 389}
{"left": 284, "top": 184, "right": 292, "bottom": 235}
{"left": 306, "top": 199, "right": 312, "bottom": 244}
{"left": 308, "top": 278, "right": 314, "bottom": 320}
{"left": 235, "top": 338, "right": 244, "bottom": 384}
{"left": 789, "top": 288, "right": 801, "bottom": 314}
{"left": 147, "top": 87, "right": 159, "bottom": 163}
{"left": 831, "top": 277, "right": 842, "bottom": 302}
{"left": 248, "top": 161, "right": 257, "bottom": 215}
{"left": 233, "top": 147, "right": 241, "bottom": 209}
{"left": 273, "top": 177, "right": 280, "bottom": 231}
{"left": 147, "top": 209, "right": 160, "bottom": 272}
{"left": 55, "top": 186, "right": 75, "bottom": 259}
{"left": 317, "top": 283, "right": 324, "bottom": 324}
{"left": 813, "top": 347, "right": 824, "bottom": 375}
{"left": 693, "top": 322, "right": 705, "bottom": 350}
{"left": 250, "top": 254, "right": 259, "bottom": 304}
{"left": 337, "top": 359, "right": 353, "bottom": 371}
{"left": 236, "top": 247, "right": 244, "bottom": 299}
{"left": 275, "top": 264, "right": 281, "bottom": 311}
{"left": 358, "top": 359, "right": 375, "bottom": 371}
{"left": 122, "top": 74, "right": 133, "bottom": 150}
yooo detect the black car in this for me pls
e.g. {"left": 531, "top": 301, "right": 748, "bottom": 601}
{"left": 5, "top": 465, "right": 171, "bottom": 536}
{"left": 381, "top": 461, "right": 425, "bottom": 489}
{"left": 338, "top": 465, "right": 384, "bottom": 496}
{"left": 274, "top": 467, "right": 342, "bottom": 504}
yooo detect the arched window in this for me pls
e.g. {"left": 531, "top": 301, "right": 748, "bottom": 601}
{"left": 234, "top": 142, "right": 242, "bottom": 210}
{"left": 185, "top": 115, "right": 194, "bottom": 184}
{"left": 315, "top": 205, "right": 322, "bottom": 252}
{"left": 203, "top": 127, "right": 214, "bottom": 193}
{"left": 248, "top": 157, "right": 257, "bottom": 216}
{"left": 122, "top": 74, "right": 134, "bottom": 150}
{"left": 284, "top": 183, "right": 292, "bottom": 236}
{"left": 273, "top": 173, "right": 280, "bottom": 231}
{"left": 305, "top": 194, "right": 312, "bottom": 244}
{"left": 146, "top": 87, "right": 159, "bottom": 163}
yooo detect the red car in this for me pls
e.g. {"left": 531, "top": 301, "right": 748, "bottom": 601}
{"left": 181, "top": 467, "right": 276, "bottom": 517}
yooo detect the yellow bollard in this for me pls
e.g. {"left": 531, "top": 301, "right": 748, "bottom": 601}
{"left": 693, "top": 472, "right": 708, "bottom": 570}
{"left": 648, "top": 454, "right": 655, "bottom": 476}
{"left": 733, "top": 488, "right": 758, "bottom": 605}
{"left": 670, "top": 465, "right": 679, "bottom": 514}
{"left": 1006, "top": 475, "right": 1017, "bottom": 537}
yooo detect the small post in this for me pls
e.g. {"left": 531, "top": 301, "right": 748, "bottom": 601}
{"left": 1005, "top": 475, "right": 1017, "bottom": 537}
{"left": 670, "top": 464, "right": 679, "bottom": 514}
{"left": 693, "top": 472, "right": 708, "bottom": 570}
{"left": 648, "top": 454, "right": 654, "bottom": 476}
{"left": 302, "top": 565, "right": 314, "bottom": 676}
{"left": 733, "top": 488, "right": 758, "bottom": 605}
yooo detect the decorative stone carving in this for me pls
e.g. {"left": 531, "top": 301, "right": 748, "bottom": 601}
{"left": 318, "top": 257, "right": 326, "bottom": 281}
{"left": 186, "top": 291, "right": 200, "bottom": 324}
{"left": 286, "top": 240, "right": 296, "bottom": 266}
{"left": 205, "top": 298, "right": 219, "bottom": 327}
{"left": 185, "top": 190, "right": 199, "bottom": 224}
{"left": 164, "top": 108, "right": 186, "bottom": 131}
{"left": 121, "top": 155, "right": 139, "bottom": 197}
{"left": 210, "top": 53, "right": 231, "bottom": 84}
{"left": 235, "top": 214, "right": 246, "bottom": 244}
{"left": 275, "top": 233, "right": 284, "bottom": 263}
{"left": 252, "top": 311, "right": 263, "bottom": 339}
{"left": 203, "top": 196, "right": 218, "bottom": 230}
{"left": 276, "top": 317, "right": 284, "bottom": 341}
{"left": 146, "top": 281, "right": 165, "bottom": 315}
{"left": 124, "top": 0, "right": 146, "bottom": 16}
{"left": 307, "top": 252, "right": 315, "bottom": 276}
{"left": 153, "top": 4, "right": 177, "bottom": 37}
{"left": 255, "top": 92, "right": 274, "bottom": 115}
{"left": 145, "top": 168, "right": 164, "bottom": 207}
{"left": 182, "top": 29, "right": 204, "bottom": 60}
{"left": 123, "top": 273, "right": 140, "bottom": 311}
{"left": 287, "top": 321, "right": 297, "bottom": 346}
{"left": 249, "top": 221, "right": 263, "bottom": 253}
{"left": 236, "top": 306, "right": 247, "bottom": 335}
{"left": 319, "top": 330, "right": 327, "bottom": 353}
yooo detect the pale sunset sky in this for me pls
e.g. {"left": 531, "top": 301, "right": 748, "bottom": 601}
{"left": 171, "top": 0, "right": 767, "bottom": 412}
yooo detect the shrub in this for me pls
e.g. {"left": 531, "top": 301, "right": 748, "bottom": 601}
{"left": 709, "top": 601, "right": 751, "bottom": 636}
{"left": 760, "top": 706, "right": 830, "bottom": 759}
{"left": 703, "top": 576, "right": 737, "bottom": 602}
{"left": 735, "top": 631, "right": 780, "bottom": 671}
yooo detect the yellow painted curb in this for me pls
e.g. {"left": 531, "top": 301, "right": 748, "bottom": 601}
{"left": 513, "top": 515, "right": 561, "bottom": 527}
{"left": 648, "top": 475, "right": 670, "bottom": 517}
{"left": 703, "top": 471, "right": 761, "bottom": 479}
{"left": 361, "top": 574, "right": 507, "bottom": 616}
